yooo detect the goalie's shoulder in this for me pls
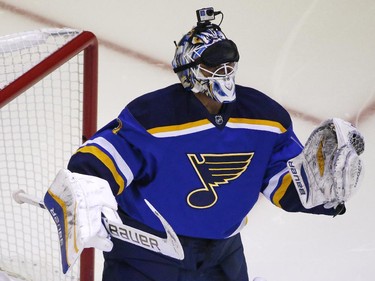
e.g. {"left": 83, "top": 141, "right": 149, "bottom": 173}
{"left": 127, "top": 83, "right": 184, "bottom": 112}
{"left": 125, "top": 83, "right": 195, "bottom": 129}
{"left": 235, "top": 85, "right": 292, "bottom": 129}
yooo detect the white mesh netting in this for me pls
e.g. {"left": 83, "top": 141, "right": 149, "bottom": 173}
{"left": 0, "top": 28, "right": 85, "bottom": 281}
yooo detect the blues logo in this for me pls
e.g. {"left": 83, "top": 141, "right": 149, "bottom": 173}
{"left": 187, "top": 153, "right": 253, "bottom": 209}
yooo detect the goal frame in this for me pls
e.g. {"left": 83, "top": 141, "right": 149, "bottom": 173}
{"left": 0, "top": 30, "right": 98, "bottom": 281}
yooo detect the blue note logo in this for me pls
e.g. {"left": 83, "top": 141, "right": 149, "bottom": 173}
{"left": 112, "top": 118, "right": 122, "bottom": 134}
{"left": 187, "top": 153, "right": 253, "bottom": 209}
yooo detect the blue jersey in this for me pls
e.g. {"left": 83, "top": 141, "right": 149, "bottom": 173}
{"left": 68, "top": 83, "right": 336, "bottom": 239}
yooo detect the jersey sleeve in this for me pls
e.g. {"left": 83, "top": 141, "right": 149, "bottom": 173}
{"left": 261, "top": 124, "right": 339, "bottom": 216}
{"left": 67, "top": 107, "right": 155, "bottom": 196}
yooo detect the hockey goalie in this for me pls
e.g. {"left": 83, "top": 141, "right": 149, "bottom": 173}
{"left": 42, "top": 117, "right": 364, "bottom": 281}
{"left": 40, "top": 7, "right": 365, "bottom": 281}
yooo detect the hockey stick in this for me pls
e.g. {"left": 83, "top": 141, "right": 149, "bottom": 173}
{"left": 13, "top": 189, "right": 46, "bottom": 209}
{"left": 12, "top": 189, "right": 184, "bottom": 260}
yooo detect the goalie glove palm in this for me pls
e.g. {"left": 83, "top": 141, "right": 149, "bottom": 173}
{"left": 288, "top": 118, "right": 364, "bottom": 209}
{"left": 44, "top": 169, "right": 120, "bottom": 274}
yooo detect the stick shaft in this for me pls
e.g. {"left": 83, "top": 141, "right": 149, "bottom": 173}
{"left": 13, "top": 189, "right": 184, "bottom": 260}
{"left": 13, "top": 189, "right": 46, "bottom": 209}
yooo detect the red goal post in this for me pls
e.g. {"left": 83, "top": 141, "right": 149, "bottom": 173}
{"left": 0, "top": 29, "right": 98, "bottom": 281}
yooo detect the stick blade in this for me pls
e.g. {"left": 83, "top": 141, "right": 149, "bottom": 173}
{"left": 144, "top": 199, "right": 184, "bottom": 260}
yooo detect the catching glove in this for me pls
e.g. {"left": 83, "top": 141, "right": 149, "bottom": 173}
{"left": 287, "top": 118, "right": 364, "bottom": 210}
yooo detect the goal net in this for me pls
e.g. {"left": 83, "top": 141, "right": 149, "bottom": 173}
{"left": 0, "top": 28, "right": 98, "bottom": 281}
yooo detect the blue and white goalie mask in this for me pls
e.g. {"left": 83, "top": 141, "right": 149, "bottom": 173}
{"left": 172, "top": 27, "right": 240, "bottom": 103}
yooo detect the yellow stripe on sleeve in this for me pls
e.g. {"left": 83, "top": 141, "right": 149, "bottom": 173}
{"left": 77, "top": 146, "right": 125, "bottom": 195}
{"left": 272, "top": 173, "right": 292, "bottom": 208}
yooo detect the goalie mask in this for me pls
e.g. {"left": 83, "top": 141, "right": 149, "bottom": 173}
{"left": 172, "top": 25, "right": 240, "bottom": 103}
